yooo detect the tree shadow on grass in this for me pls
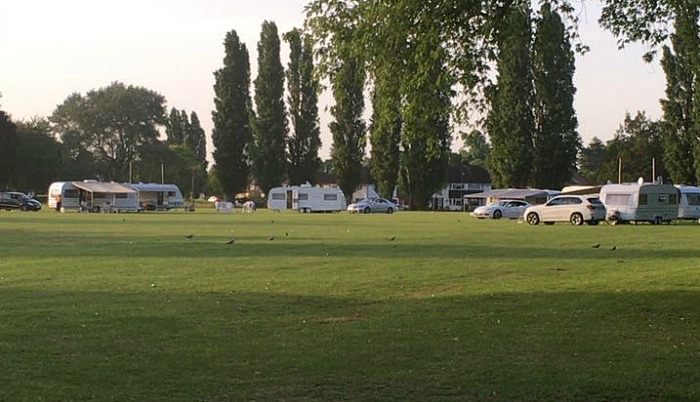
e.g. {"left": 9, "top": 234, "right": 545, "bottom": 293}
{"left": 1, "top": 288, "right": 698, "bottom": 401}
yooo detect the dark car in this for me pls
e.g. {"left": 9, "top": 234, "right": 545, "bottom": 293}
{"left": 0, "top": 191, "right": 42, "bottom": 211}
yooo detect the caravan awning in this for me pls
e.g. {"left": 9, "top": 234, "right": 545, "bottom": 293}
{"left": 72, "top": 182, "right": 136, "bottom": 194}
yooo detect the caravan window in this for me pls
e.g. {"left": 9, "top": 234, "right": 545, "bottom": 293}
{"left": 687, "top": 194, "right": 700, "bottom": 206}
{"left": 298, "top": 193, "right": 308, "bottom": 201}
{"left": 605, "top": 194, "right": 631, "bottom": 206}
{"left": 657, "top": 195, "right": 667, "bottom": 204}
{"left": 271, "top": 193, "right": 286, "bottom": 200}
{"left": 115, "top": 193, "right": 128, "bottom": 199}
{"left": 64, "top": 189, "right": 79, "bottom": 198}
{"left": 324, "top": 193, "right": 338, "bottom": 201}
{"left": 167, "top": 191, "right": 176, "bottom": 197}
{"left": 669, "top": 194, "right": 678, "bottom": 205}
{"left": 638, "top": 194, "right": 648, "bottom": 205}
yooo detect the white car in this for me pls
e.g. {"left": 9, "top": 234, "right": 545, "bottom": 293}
{"left": 471, "top": 200, "right": 530, "bottom": 220}
{"left": 347, "top": 198, "right": 398, "bottom": 214}
{"left": 524, "top": 195, "right": 606, "bottom": 226}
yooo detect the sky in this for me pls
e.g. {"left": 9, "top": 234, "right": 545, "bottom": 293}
{"left": 0, "top": 0, "right": 666, "bottom": 162}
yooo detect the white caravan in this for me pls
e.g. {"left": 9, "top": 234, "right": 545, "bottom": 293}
{"left": 48, "top": 181, "right": 140, "bottom": 212}
{"left": 675, "top": 185, "right": 700, "bottom": 221}
{"left": 267, "top": 185, "right": 346, "bottom": 213}
{"left": 128, "top": 183, "right": 185, "bottom": 211}
{"left": 600, "top": 180, "right": 679, "bottom": 224}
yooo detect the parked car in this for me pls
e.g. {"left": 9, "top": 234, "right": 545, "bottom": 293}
{"left": 471, "top": 199, "right": 530, "bottom": 220}
{"left": 347, "top": 198, "right": 398, "bottom": 214}
{"left": 524, "top": 195, "right": 605, "bottom": 226}
{"left": 0, "top": 191, "right": 42, "bottom": 211}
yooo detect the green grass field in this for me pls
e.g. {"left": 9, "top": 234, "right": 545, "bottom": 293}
{"left": 1, "top": 208, "right": 699, "bottom": 401}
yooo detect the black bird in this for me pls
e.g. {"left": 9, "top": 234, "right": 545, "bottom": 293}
{"left": 185, "top": 234, "right": 194, "bottom": 239}
{"left": 285, "top": 232, "right": 289, "bottom": 237}
{"left": 270, "top": 220, "right": 274, "bottom": 224}
{"left": 268, "top": 236, "right": 275, "bottom": 241}
{"left": 610, "top": 245, "right": 617, "bottom": 251}
{"left": 225, "top": 238, "right": 235, "bottom": 245}
{"left": 591, "top": 243, "right": 601, "bottom": 248}
{"left": 387, "top": 236, "right": 395, "bottom": 241}
{"left": 457, "top": 219, "right": 461, "bottom": 223}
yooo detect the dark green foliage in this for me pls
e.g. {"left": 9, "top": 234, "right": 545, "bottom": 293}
{"left": 166, "top": 108, "right": 185, "bottom": 145}
{"left": 460, "top": 129, "right": 490, "bottom": 167}
{"left": 486, "top": 5, "right": 535, "bottom": 188}
{"left": 329, "top": 39, "right": 367, "bottom": 202}
{"left": 284, "top": 28, "right": 321, "bottom": 186}
{"left": 588, "top": 112, "right": 666, "bottom": 183}
{"left": 399, "top": 28, "right": 452, "bottom": 210}
{"left": 212, "top": 30, "right": 253, "bottom": 198}
{"left": 660, "top": 5, "right": 699, "bottom": 185}
{"left": 578, "top": 137, "right": 608, "bottom": 184}
{"left": 14, "top": 119, "right": 62, "bottom": 192}
{"left": 251, "top": 21, "right": 287, "bottom": 194}
{"left": 369, "top": 70, "right": 402, "bottom": 199}
{"left": 530, "top": 3, "right": 581, "bottom": 189}
{"left": 50, "top": 82, "right": 167, "bottom": 181}
{"left": 0, "top": 109, "right": 18, "bottom": 188}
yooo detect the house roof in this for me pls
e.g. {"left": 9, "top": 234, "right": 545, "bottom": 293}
{"left": 72, "top": 181, "right": 136, "bottom": 194}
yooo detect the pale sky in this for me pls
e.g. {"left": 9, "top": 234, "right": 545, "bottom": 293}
{"left": 0, "top": 0, "right": 665, "bottom": 161}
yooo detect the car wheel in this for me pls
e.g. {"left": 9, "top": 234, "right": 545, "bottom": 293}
{"left": 570, "top": 213, "right": 584, "bottom": 226}
{"left": 363, "top": 206, "right": 371, "bottom": 214}
{"left": 20, "top": 205, "right": 28, "bottom": 211}
{"left": 386, "top": 207, "right": 394, "bottom": 214}
{"left": 526, "top": 212, "right": 540, "bottom": 225}
{"left": 492, "top": 210, "right": 502, "bottom": 219}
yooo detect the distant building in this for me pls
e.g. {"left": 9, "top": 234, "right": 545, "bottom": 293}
{"left": 431, "top": 163, "right": 491, "bottom": 211}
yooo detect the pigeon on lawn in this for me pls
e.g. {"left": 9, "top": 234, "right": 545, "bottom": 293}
{"left": 591, "top": 243, "right": 601, "bottom": 248}
{"left": 268, "top": 236, "right": 275, "bottom": 241}
{"left": 387, "top": 236, "right": 396, "bottom": 241}
{"left": 185, "top": 234, "right": 194, "bottom": 239}
{"left": 225, "top": 238, "right": 235, "bottom": 245}
{"left": 610, "top": 245, "right": 617, "bottom": 251}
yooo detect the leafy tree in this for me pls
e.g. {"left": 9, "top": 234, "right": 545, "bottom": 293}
{"left": 399, "top": 26, "right": 452, "bottom": 210}
{"left": 184, "top": 111, "right": 208, "bottom": 196}
{"left": 329, "top": 30, "right": 367, "bottom": 202}
{"left": 50, "top": 82, "right": 167, "bottom": 181}
{"left": 659, "top": 6, "right": 699, "bottom": 185}
{"left": 486, "top": 4, "right": 535, "bottom": 188}
{"left": 212, "top": 30, "right": 253, "bottom": 198}
{"left": 530, "top": 3, "right": 581, "bottom": 189}
{"left": 460, "top": 129, "right": 490, "bottom": 167}
{"left": 0, "top": 109, "right": 18, "bottom": 188}
{"left": 578, "top": 137, "right": 608, "bottom": 184}
{"left": 369, "top": 68, "right": 402, "bottom": 200}
{"left": 14, "top": 118, "right": 62, "bottom": 192}
{"left": 284, "top": 28, "right": 321, "bottom": 185}
{"left": 251, "top": 21, "right": 287, "bottom": 194}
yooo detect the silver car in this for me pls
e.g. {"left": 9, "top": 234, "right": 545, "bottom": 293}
{"left": 471, "top": 199, "right": 530, "bottom": 220}
{"left": 347, "top": 198, "right": 398, "bottom": 214}
{"left": 524, "top": 195, "right": 606, "bottom": 226}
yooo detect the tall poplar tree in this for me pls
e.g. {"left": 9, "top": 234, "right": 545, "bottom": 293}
{"left": 212, "top": 30, "right": 253, "bottom": 197}
{"left": 530, "top": 3, "right": 580, "bottom": 189}
{"left": 329, "top": 35, "right": 366, "bottom": 202}
{"left": 252, "top": 21, "right": 287, "bottom": 194}
{"left": 369, "top": 69, "right": 402, "bottom": 200}
{"left": 284, "top": 28, "right": 321, "bottom": 185}
{"left": 660, "top": 4, "right": 699, "bottom": 185}
{"left": 486, "top": 4, "right": 535, "bottom": 188}
{"left": 166, "top": 108, "right": 185, "bottom": 145}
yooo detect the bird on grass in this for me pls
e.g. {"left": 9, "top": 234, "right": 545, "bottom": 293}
{"left": 185, "top": 234, "right": 194, "bottom": 239}
{"left": 387, "top": 236, "right": 396, "bottom": 241}
{"left": 268, "top": 236, "right": 275, "bottom": 241}
{"left": 225, "top": 238, "right": 235, "bottom": 245}
{"left": 591, "top": 243, "right": 601, "bottom": 248}
{"left": 285, "top": 232, "right": 289, "bottom": 237}
{"left": 610, "top": 245, "right": 617, "bottom": 251}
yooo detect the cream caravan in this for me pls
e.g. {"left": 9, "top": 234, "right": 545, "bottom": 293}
{"left": 267, "top": 185, "right": 346, "bottom": 213}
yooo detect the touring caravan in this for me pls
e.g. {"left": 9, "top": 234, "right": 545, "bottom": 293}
{"left": 600, "top": 180, "right": 679, "bottom": 224}
{"left": 267, "top": 185, "right": 346, "bottom": 212}
{"left": 48, "top": 181, "right": 140, "bottom": 212}
{"left": 675, "top": 185, "right": 700, "bottom": 221}
{"left": 129, "top": 183, "right": 185, "bottom": 211}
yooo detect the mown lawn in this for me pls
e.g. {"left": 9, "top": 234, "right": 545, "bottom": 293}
{"left": 1, "top": 209, "right": 699, "bottom": 401}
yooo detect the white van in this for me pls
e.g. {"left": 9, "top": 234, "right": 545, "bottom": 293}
{"left": 600, "top": 180, "right": 679, "bottom": 224}
{"left": 267, "top": 185, "right": 346, "bottom": 213}
{"left": 675, "top": 185, "right": 700, "bottom": 221}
